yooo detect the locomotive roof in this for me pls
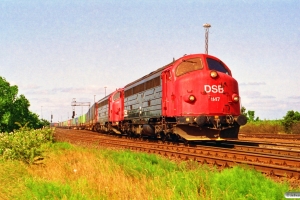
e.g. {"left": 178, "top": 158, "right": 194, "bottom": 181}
{"left": 123, "top": 53, "right": 227, "bottom": 89}
{"left": 97, "top": 95, "right": 109, "bottom": 104}
{"left": 96, "top": 88, "right": 123, "bottom": 104}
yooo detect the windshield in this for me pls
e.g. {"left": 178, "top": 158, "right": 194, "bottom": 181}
{"left": 113, "top": 92, "right": 120, "bottom": 101}
{"left": 206, "top": 58, "right": 229, "bottom": 74}
{"left": 175, "top": 57, "right": 203, "bottom": 77}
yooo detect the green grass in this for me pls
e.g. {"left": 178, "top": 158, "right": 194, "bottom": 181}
{"left": 22, "top": 178, "right": 92, "bottom": 200}
{"left": 0, "top": 142, "right": 297, "bottom": 200}
{"left": 209, "top": 166, "right": 287, "bottom": 200}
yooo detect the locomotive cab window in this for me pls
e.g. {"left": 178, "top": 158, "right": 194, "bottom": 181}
{"left": 206, "top": 58, "right": 230, "bottom": 75}
{"left": 113, "top": 92, "right": 120, "bottom": 101}
{"left": 175, "top": 57, "right": 203, "bottom": 77}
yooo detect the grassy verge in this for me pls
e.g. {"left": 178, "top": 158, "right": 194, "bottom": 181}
{"left": 0, "top": 142, "right": 298, "bottom": 200}
{"left": 240, "top": 120, "right": 285, "bottom": 134}
{"left": 240, "top": 120, "right": 300, "bottom": 134}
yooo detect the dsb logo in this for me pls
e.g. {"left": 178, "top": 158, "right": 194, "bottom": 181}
{"left": 204, "top": 85, "right": 224, "bottom": 93}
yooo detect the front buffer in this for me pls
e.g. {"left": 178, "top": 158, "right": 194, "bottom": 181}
{"left": 173, "top": 125, "right": 240, "bottom": 141}
{"left": 173, "top": 114, "right": 247, "bottom": 141}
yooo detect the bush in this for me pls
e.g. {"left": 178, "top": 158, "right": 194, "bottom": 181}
{"left": 0, "top": 127, "right": 54, "bottom": 163}
{"left": 282, "top": 110, "right": 300, "bottom": 134}
{"left": 291, "top": 122, "right": 300, "bottom": 134}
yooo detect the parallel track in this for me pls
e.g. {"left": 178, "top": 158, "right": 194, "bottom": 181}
{"left": 217, "top": 140, "right": 300, "bottom": 153}
{"left": 239, "top": 133, "right": 300, "bottom": 140}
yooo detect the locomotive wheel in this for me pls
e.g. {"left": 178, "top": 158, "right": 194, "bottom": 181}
{"left": 125, "top": 132, "right": 131, "bottom": 139}
{"left": 171, "top": 134, "right": 179, "bottom": 144}
{"left": 136, "top": 134, "right": 142, "bottom": 141}
{"left": 184, "top": 140, "right": 189, "bottom": 146}
{"left": 95, "top": 124, "right": 100, "bottom": 133}
{"left": 160, "top": 132, "right": 167, "bottom": 143}
{"left": 129, "top": 132, "right": 135, "bottom": 139}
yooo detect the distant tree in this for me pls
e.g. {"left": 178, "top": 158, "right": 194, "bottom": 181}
{"left": 0, "top": 77, "right": 17, "bottom": 132}
{"left": 247, "top": 110, "right": 255, "bottom": 121}
{"left": 0, "top": 76, "right": 48, "bottom": 132}
{"left": 282, "top": 110, "right": 300, "bottom": 134}
{"left": 241, "top": 106, "right": 260, "bottom": 122}
{"left": 241, "top": 106, "right": 247, "bottom": 116}
{"left": 9, "top": 94, "right": 31, "bottom": 130}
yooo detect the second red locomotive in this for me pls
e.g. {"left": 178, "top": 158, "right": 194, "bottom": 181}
{"left": 61, "top": 53, "right": 247, "bottom": 141}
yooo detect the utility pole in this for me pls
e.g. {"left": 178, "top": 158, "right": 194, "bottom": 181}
{"left": 203, "top": 23, "right": 211, "bottom": 54}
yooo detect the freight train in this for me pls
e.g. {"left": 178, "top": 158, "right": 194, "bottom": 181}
{"left": 58, "top": 53, "right": 247, "bottom": 141}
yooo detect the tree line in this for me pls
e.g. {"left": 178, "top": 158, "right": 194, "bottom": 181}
{"left": 242, "top": 106, "right": 300, "bottom": 134}
{"left": 0, "top": 76, "right": 49, "bottom": 133}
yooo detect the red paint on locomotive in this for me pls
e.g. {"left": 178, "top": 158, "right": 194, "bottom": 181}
{"left": 92, "top": 88, "right": 124, "bottom": 133}
{"left": 108, "top": 89, "right": 124, "bottom": 123}
{"left": 159, "top": 54, "right": 247, "bottom": 140}
{"left": 162, "top": 54, "right": 240, "bottom": 117}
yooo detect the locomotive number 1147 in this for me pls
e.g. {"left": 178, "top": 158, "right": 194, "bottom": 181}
{"left": 210, "top": 97, "right": 220, "bottom": 101}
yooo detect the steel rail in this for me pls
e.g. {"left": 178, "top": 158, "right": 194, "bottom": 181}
{"left": 224, "top": 140, "right": 300, "bottom": 149}
{"left": 239, "top": 133, "right": 300, "bottom": 140}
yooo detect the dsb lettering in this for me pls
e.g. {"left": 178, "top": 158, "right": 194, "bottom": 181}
{"left": 204, "top": 85, "right": 224, "bottom": 93}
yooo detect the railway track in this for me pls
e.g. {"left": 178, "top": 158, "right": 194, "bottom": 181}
{"left": 218, "top": 140, "right": 300, "bottom": 152}
{"left": 54, "top": 128, "right": 300, "bottom": 180}
{"left": 239, "top": 133, "right": 300, "bottom": 140}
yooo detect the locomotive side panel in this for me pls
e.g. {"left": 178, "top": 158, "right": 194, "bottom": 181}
{"left": 97, "top": 99, "right": 109, "bottom": 126}
{"left": 142, "top": 87, "right": 162, "bottom": 118}
{"left": 124, "top": 73, "right": 163, "bottom": 123}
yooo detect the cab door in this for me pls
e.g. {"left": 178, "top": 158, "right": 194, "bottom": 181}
{"left": 161, "top": 69, "right": 175, "bottom": 116}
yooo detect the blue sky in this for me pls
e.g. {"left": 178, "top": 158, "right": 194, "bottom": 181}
{"left": 1, "top": 0, "right": 299, "bottom": 122}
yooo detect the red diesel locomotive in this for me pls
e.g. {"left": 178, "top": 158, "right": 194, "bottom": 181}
{"left": 62, "top": 53, "right": 247, "bottom": 141}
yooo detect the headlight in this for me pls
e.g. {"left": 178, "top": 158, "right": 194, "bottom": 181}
{"left": 189, "top": 95, "right": 195, "bottom": 102}
{"left": 210, "top": 70, "right": 218, "bottom": 78}
{"left": 232, "top": 94, "right": 239, "bottom": 102}
{"left": 184, "top": 94, "right": 196, "bottom": 103}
